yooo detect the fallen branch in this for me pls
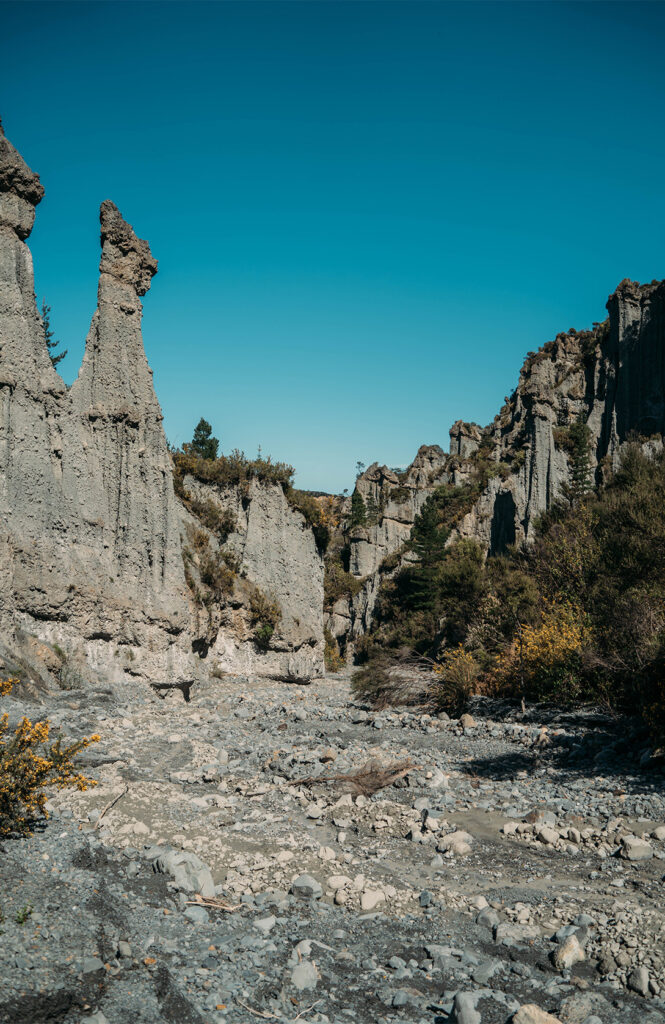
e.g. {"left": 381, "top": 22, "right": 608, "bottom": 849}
{"left": 294, "top": 1000, "right": 323, "bottom": 1020}
{"left": 235, "top": 999, "right": 277, "bottom": 1019}
{"left": 288, "top": 758, "right": 418, "bottom": 796}
{"left": 186, "top": 893, "right": 243, "bottom": 912}
{"left": 95, "top": 784, "right": 128, "bottom": 827}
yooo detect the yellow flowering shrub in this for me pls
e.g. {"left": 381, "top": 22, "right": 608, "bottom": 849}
{"left": 492, "top": 602, "right": 590, "bottom": 702}
{"left": 0, "top": 678, "right": 99, "bottom": 836}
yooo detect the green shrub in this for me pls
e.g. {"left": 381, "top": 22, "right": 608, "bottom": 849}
{"left": 188, "top": 495, "right": 236, "bottom": 542}
{"left": 173, "top": 448, "right": 295, "bottom": 490}
{"left": 323, "top": 561, "right": 364, "bottom": 609}
{"left": 248, "top": 585, "right": 282, "bottom": 650}
{"left": 324, "top": 628, "right": 344, "bottom": 672}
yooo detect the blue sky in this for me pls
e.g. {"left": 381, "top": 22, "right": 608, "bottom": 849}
{"left": 2, "top": 1, "right": 664, "bottom": 493}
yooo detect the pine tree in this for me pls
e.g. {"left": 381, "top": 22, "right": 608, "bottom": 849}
{"left": 568, "top": 419, "right": 592, "bottom": 502}
{"left": 407, "top": 497, "right": 448, "bottom": 611}
{"left": 41, "top": 300, "right": 67, "bottom": 368}
{"left": 191, "top": 418, "right": 219, "bottom": 460}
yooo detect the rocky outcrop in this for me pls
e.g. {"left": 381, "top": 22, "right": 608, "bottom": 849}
{"left": 449, "top": 420, "right": 482, "bottom": 458}
{"left": 0, "top": 120, "right": 192, "bottom": 681}
{"left": 0, "top": 121, "right": 324, "bottom": 685}
{"left": 181, "top": 476, "right": 324, "bottom": 680}
{"left": 332, "top": 278, "right": 665, "bottom": 650}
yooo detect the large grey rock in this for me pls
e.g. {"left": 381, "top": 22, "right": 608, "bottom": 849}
{"left": 151, "top": 848, "right": 216, "bottom": 898}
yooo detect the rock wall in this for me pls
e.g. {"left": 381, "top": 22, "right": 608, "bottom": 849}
{"left": 0, "top": 120, "right": 193, "bottom": 683}
{"left": 181, "top": 476, "right": 324, "bottom": 680}
{"left": 332, "top": 278, "right": 665, "bottom": 649}
{"left": 0, "top": 120, "right": 324, "bottom": 686}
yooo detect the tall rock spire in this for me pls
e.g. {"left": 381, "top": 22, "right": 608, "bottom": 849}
{"left": 0, "top": 120, "right": 190, "bottom": 680}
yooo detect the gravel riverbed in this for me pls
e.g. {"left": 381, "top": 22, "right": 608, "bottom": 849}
{"left": 1, "top": 673, "right": 664, "bottom": 1024}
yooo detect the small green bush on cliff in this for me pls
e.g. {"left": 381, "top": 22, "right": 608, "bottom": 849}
{"left": 248, "top": 585, "right": 282, "bottom": 650}
{"left": 174, "top": 447, "right": 295, "bottom": 490}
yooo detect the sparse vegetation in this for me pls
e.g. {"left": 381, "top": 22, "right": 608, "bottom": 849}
{"left": 15, "top": 904, "right": 33, "bottom": 925}
{"left": 390, "top": 485, "right": 410, "bottom": 504}
{"left": 41, "top": 299, "right": 67, "bottom": 368}
{"left": 324, "top": 627, "right": 345, "bottom": 672}
{"left": 248, "top": 585, "right": 282, "bottom": 650}
{"left": 188, "top": 495, "right": 236, "bottom": 542}
{"left": 173, "top": 448, "right": 295, "bottom": 490}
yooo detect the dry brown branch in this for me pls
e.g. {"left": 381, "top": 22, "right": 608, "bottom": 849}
{"left": 235, "top": 999, "right": 277, "bottom": 1019}
{"left": 288, "top": 758, "right": 418, "bottom": 796}
{"left": 187, "top": 893, "right": 243, "bottom": 912}
{"left": 294, "top": 1000, "right": 323, "bottom": 1020}
{"left": 95, "top": 784, "right": 128, "bottom": 827}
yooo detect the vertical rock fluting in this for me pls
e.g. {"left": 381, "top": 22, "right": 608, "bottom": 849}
{"left": 0, "top": 120, "right": 68, "bottom": 639}
{"left": 66, "top": 200, "right": 189, "bottom": 644}
{"left": 0, "top": 121, "right": 190, "bottom": 679}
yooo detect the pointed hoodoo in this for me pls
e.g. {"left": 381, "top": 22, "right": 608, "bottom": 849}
{"left": 99, "top": 198, "right": 157, "bottom": 296}
{"left": 0, "top": 117, "right": 45, "bottom": 239}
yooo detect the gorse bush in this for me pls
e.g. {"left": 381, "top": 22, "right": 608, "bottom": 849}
{"left": 0, "top": 678, "right": 99, "bottom": 836}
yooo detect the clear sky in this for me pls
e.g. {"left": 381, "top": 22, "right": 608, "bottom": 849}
{"left": 2, "top": 1, "right": 664, "bottom": 493}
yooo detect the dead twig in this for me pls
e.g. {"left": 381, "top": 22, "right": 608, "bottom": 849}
{"left": 294, "top": 1000, "right": 323, "bottom": 1020}
{"left": 186, "top": 893, "right": 243, "bottom": 912}
{"left": 288, "top": 758, "right": 418, "bottom": 796}
{"left": 95, "top": 784, "right": 128, "bottom": 827}
{"left": 235, "top": 999, "right": 277, "bottom": 1019}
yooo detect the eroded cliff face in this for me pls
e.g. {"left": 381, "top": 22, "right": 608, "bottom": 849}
{"left": 0, "top": 121, "right": 193, "bottom": 682}
{"left": 181, "top": 477, "right": 324, "bottom": 680}
{"left": 331, "top": 278, "right": 665, "bottom": 651}
{"left": 0, "top": 122, "right": 324, "bottom": 685}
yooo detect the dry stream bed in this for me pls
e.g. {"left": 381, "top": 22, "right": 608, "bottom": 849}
{"left": 1, "top": 674, "right": 664, "bottom": 1024}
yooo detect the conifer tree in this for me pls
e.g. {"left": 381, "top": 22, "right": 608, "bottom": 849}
{"left": 407, "top": 497, "right": 448, "bottom": 611}
{"left": 41, "top": 300, "right": 67, "bottom": 368}
{"left": 191, "top": 418, "right": 219, "bottom": 460}
{"left": 365, "top": 492, "right": 380, "bottom": 526}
